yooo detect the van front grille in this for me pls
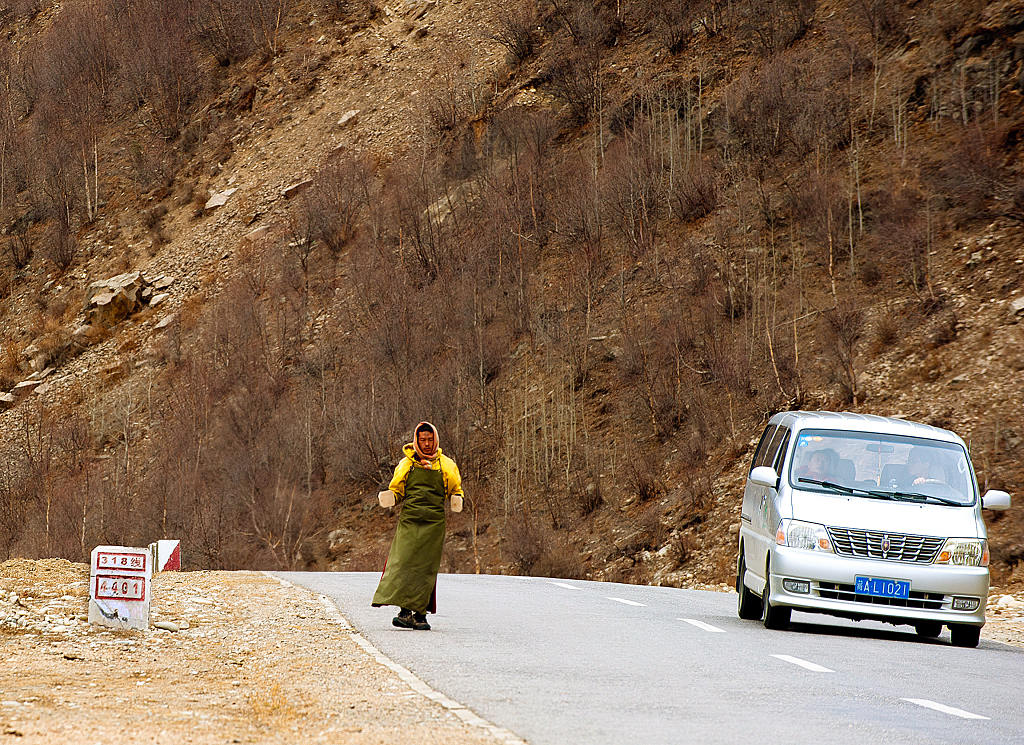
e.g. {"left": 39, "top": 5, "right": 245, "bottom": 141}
{"left": 817, "top": 582, "right": 945, "bottom": 610}
{"left": 826, "top": 527, "right": 944, "bottom": 564}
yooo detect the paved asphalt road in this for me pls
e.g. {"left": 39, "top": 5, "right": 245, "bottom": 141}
{"left": 276, "top": 572, "right": 1024, "bottom": 745}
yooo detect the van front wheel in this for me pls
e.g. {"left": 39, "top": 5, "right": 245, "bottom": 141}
{"left": 762, "top": 563, "right": 791, "bottom": 630}
{"left": 914, "top": 621, "right": 942, "bottom": 638}
{"left": 736, "top": 549, "right": 763, "bottom": 620}
{"left": 949, "top": 624, "right": 981, "bottom": 648}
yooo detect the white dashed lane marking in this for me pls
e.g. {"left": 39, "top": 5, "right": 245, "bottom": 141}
{"left": 678, "top": 618, "right": 726, "bottom": 633}
{"left": 606, "top": 597, "right": 646, "bottom": 607}
{"left": 902, "top": 699, "right": 990, "bottom": 720}
{"left": 549, "top": 581, "right": 582, "bottom": 590}
{"left": 770, "top": 654, "right": 834, "bottom": 673}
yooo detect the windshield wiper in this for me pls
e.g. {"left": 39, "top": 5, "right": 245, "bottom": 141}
{"left": 886, "top": 490, "right": 964, "bottom": 507}
{"left": 796, "top": 478, "right": 895, "bottom": 500}
{"left": 798, "top": 478, "right": 965, "bottom": 506}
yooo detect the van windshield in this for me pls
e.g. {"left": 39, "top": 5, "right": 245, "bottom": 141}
{"left": 788, "top": 429, "right": 977, "bottom": 506}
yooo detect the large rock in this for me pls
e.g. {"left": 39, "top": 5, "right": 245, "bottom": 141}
{"left": 82, "top": 272, "right": 174, "bottom": 329}
{"left": 83, "top": 271, "right": 143, "bottom": 309}
{"left": 0, "top": 392, "right": 14, "bottom": 410}
{"left": 89, "top": 288, "right": 139, "bottom": 328}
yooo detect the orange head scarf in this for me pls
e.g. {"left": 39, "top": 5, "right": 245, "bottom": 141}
{"left": 413, "top": 421, "right": 439, "bottom": 461}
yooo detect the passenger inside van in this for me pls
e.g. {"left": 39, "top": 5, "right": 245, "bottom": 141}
{"left": 797, "top": 448, "right": 838, "bottom": 483}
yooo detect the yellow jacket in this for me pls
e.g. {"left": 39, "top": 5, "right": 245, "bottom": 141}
{"left": 389, "top": 444, "right": 464, "bottom": 499}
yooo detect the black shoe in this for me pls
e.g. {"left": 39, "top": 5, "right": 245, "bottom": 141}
{"left": 392, "top": 608, "right": 416, "bottom": 629}
{"left": 412, "top": 612, "right": 431, "bottom": 631}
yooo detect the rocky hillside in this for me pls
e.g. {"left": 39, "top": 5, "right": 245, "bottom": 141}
{"left": 0, "top": 0, "right": 1021, "bottom": 589}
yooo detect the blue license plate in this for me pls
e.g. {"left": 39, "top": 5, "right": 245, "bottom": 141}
{"left": 855, "top": 576, "right": 910, "bottom": 599}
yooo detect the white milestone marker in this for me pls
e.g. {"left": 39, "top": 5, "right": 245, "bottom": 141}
{"left": 88, "top": 545, "right": 152, "bottom": 630}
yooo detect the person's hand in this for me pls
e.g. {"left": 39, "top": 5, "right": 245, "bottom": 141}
{"left": 450, "top": 494, "right": 463, "bottom": 513}
{"left": 378, "top": 490, "right": 396, "bottom": 508}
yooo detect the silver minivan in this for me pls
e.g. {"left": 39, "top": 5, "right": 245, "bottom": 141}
{"left": 736, "top": 411, "right": 1011, "bottom": 647}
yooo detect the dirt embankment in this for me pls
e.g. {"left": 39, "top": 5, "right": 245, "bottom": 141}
{"left": 2, "top": 559, "right": 1023, "bottom": 743}
{"left": 0, "top": 560, "right": 506, "bottom": 744}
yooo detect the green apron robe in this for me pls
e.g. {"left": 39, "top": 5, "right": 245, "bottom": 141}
{"left": 372, "top": 463, "right": 446, "bottom": 614}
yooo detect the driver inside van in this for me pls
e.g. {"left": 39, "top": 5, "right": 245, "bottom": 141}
{"left": 906, "top": 447, "right": 944, "bottom": 486}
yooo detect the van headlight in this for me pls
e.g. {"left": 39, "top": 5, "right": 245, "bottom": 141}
{"left": 776, "top": 519, "right": 834, "bottom": 552}
{"left": 934, "top": 538, "right": 988, "bottom": 567}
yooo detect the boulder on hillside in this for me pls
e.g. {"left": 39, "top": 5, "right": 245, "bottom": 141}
{"left": 82, "top": 271, "right": 175, "bottom": 329}
{"left": 0, "top": 392, "right": 14, "bottom": 410}
{"left": 83, "top": 271, "right": 143, "bottom": 308}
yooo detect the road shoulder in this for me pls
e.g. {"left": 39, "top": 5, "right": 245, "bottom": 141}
{"left": 0, "top": 559, "right": 505, "bottom": 744}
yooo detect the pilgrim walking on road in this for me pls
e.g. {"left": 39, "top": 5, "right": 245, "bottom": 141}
{"left": 372, "top": 421, "right": 464, "bottom": 630}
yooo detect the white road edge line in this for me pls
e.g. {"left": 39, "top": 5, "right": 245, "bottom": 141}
{"left": 678, "top": 618, "right": 726, "bottom": 633}
{"left": 606, "top": 597, "right": 646, "bottom": 606}
{"left": 265, "top": 573, "right": 527, "bottom": 745}
{"left": 549, "top": 581, "right": 582, "bottom": 590}
{"left": 770, "top": 654, "right": 834, "bottom": 673}
{"left": 902, "top": 698, "right": 990, "bottom": 720}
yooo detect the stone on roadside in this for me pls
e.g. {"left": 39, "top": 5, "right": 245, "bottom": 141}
{"left": 12, "top": 380, "right": 41, "bottom": 399}
{"left": 337, "top": 109, "right": 360, "bottom": 128}
{"left": 20, "top": 344, "right": 49, "bottom": 373}
{"left": 244, "top": 225, "right": 270, "bottom": 244}
{"left": 154, "top": 314, "right": 176, "bottom": 330}
{"left": 204, "top": 187, "right": 238, "bottom": 211}
{"left": 72, "top": 324, "right": 102, "bottom": 346}
{"left": 1010, "top": 296, "right": 1024, "bottom": 317}
{"left": 282, "top": 179, "right": 313, "bottom": 200}
{"left": 154, "top": 621, "right": 179, "bottom": 632}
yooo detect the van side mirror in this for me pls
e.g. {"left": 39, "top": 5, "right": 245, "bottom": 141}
{"left": 981, "top": 490, "right": 1011, "bottom": 510}
{"left": 749, "top": 466, "right": 779, "bottom": 488}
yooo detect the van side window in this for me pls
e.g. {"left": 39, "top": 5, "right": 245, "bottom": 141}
{"left": 761, "top": 426, "right": 790, "bottom": 473}
{"left": 751, "top": 425, "right": 777, "bottom": 472}
{"left": 771, "top": 429, "right": 791, "bottom": 472}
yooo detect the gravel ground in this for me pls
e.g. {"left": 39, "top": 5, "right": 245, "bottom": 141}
{"left": 2, "top": 559, "right": 1022, "bottom": 743}
{"left": 0, "top": 559, "right": 504, "bottom": 744}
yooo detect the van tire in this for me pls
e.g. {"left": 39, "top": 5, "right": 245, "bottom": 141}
{"left": 762, "top": 561, "right": 791, "bottom": 630}
{"left": 949, "top": 624, "right": 981, "bottom": 648}
{"left": 736, "top": 549, "right": 763, "bottom": 620}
